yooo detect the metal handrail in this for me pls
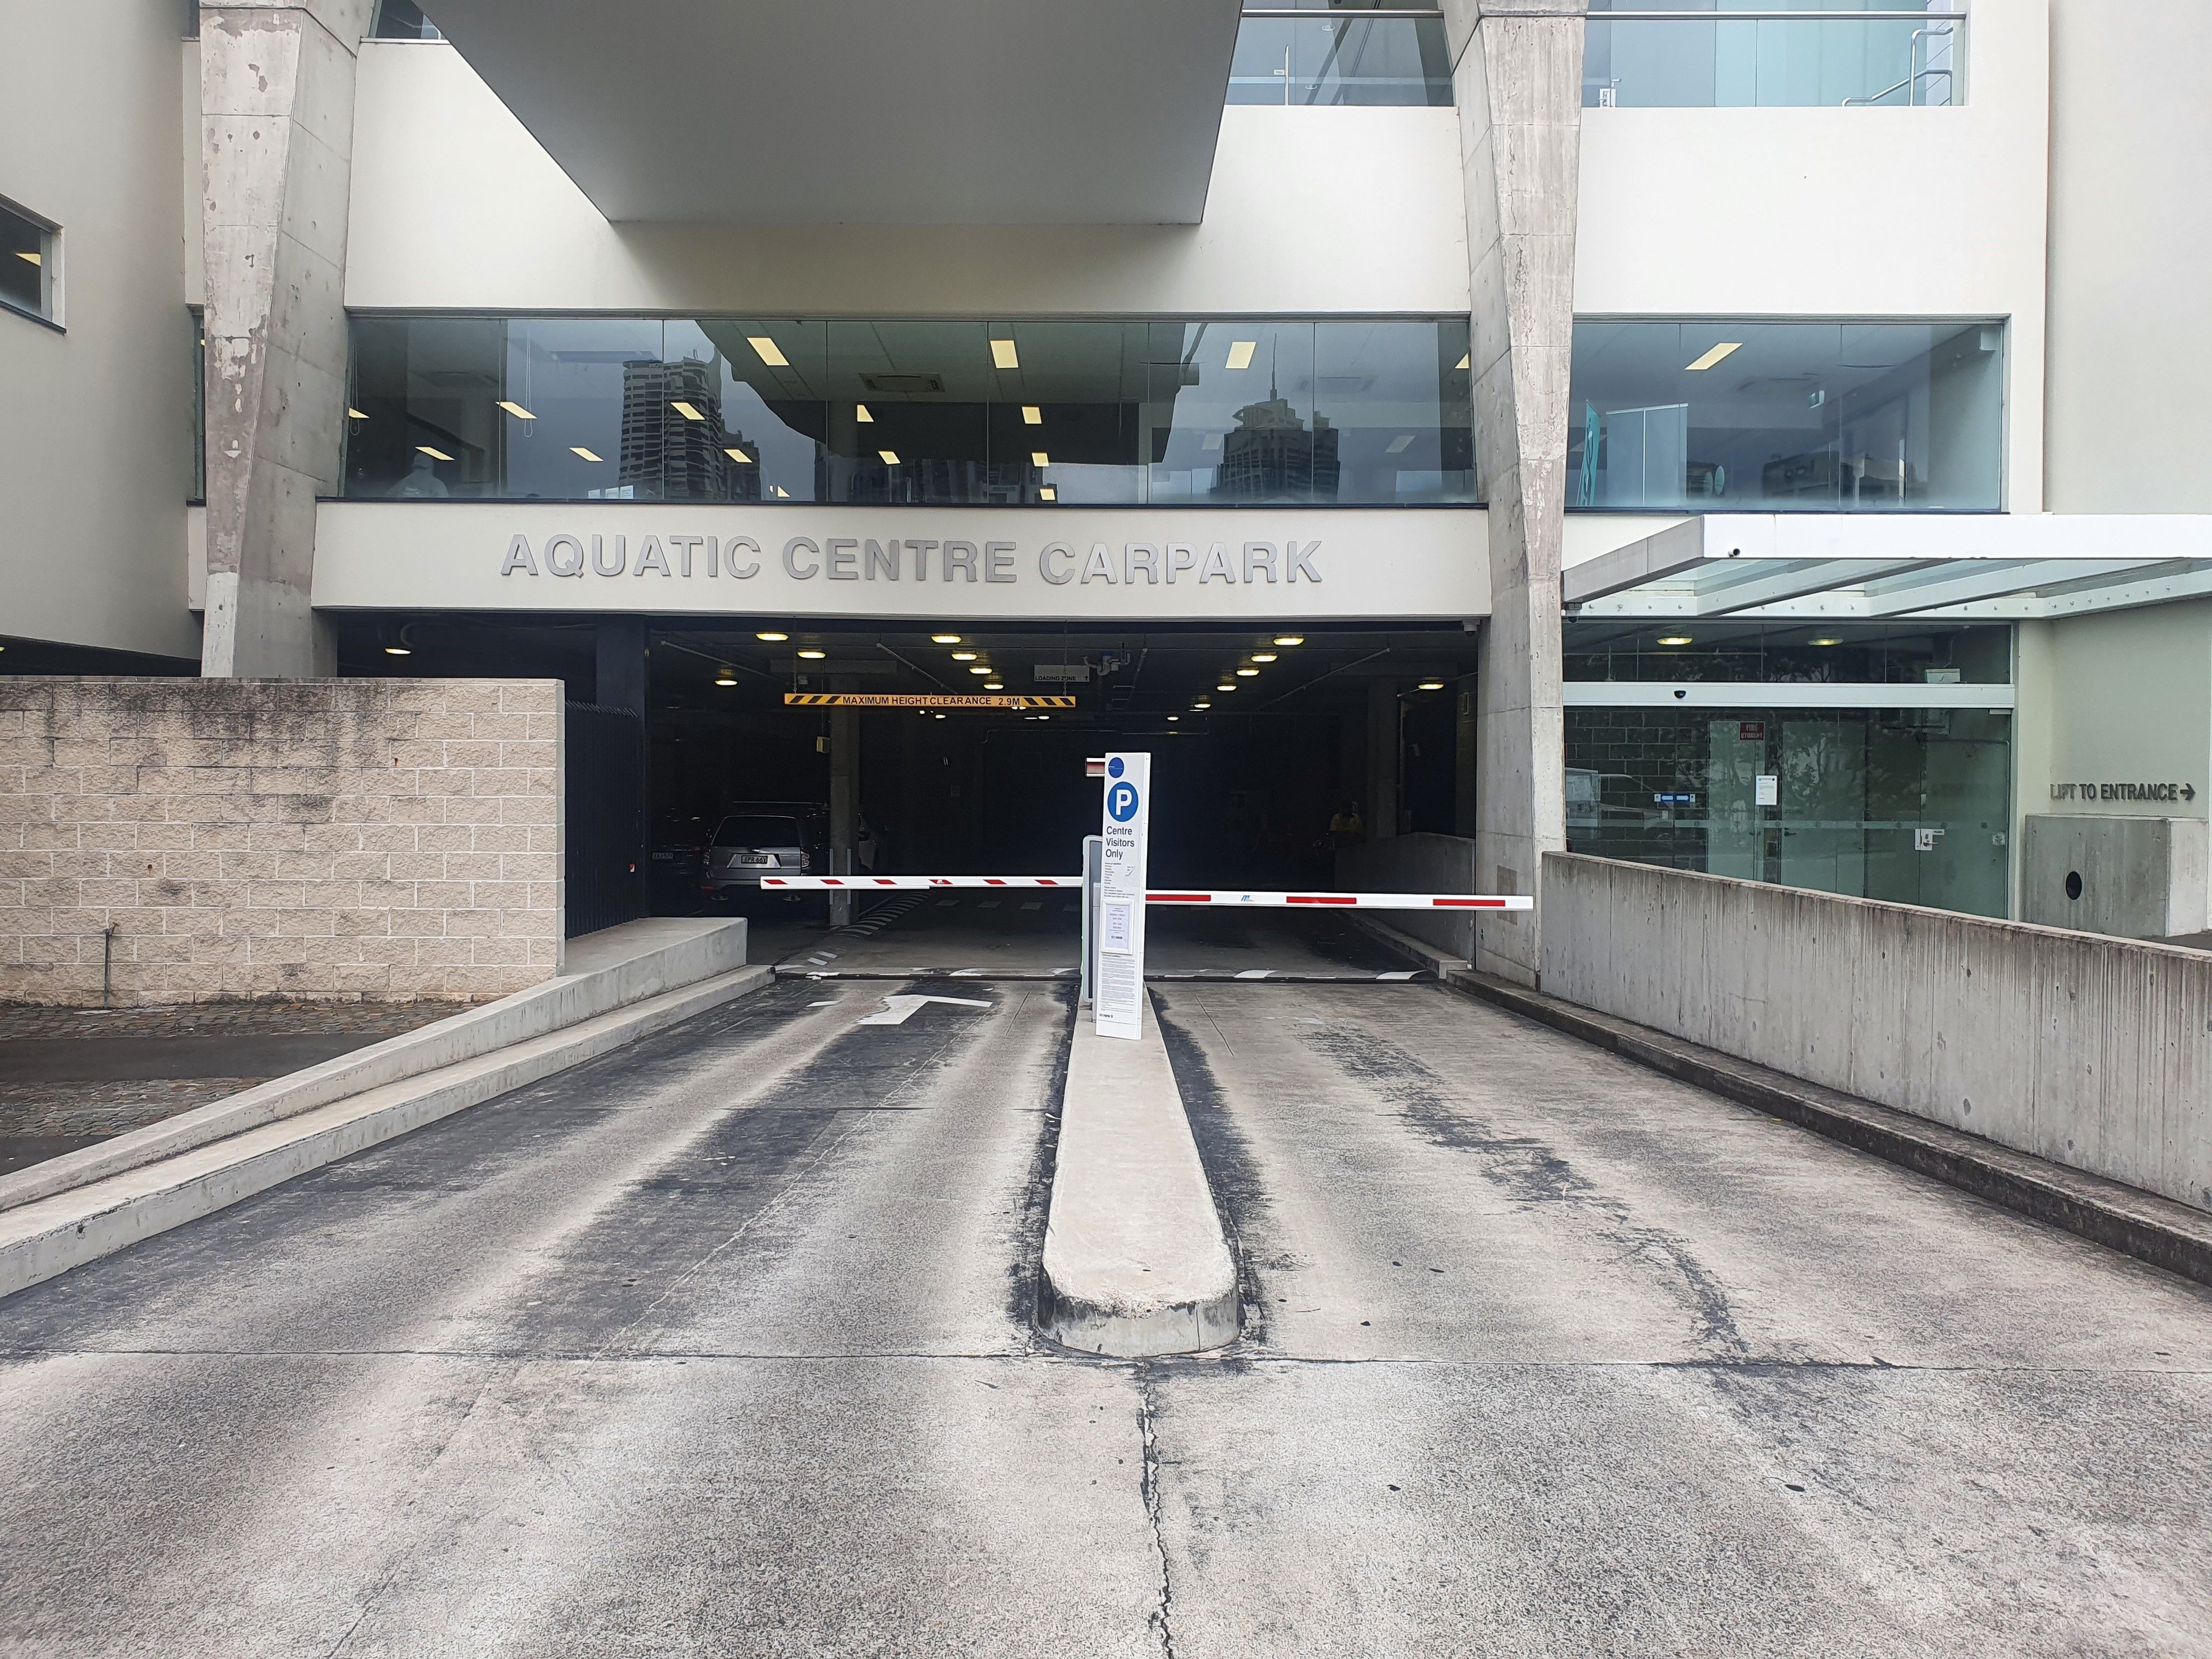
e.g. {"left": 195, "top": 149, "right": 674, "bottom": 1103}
{"left": 1840, "top": 20, "right": 1957, "bottom": 104}
{"left": 1239, "top": 9, "right": 1445, "bottom": 18}
{"left": 1592, "top": 9, "right": 1966, "bottom": 18}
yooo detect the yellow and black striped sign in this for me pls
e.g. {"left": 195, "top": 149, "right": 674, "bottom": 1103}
{"left": 783, "top": 692, "right": 1078, "bottom": 710}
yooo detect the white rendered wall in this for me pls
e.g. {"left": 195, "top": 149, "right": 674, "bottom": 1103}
{"left": 0, "top": 6, "right": 199, "bottom": 659}
{"left": 2043, "top": 0, "right": 2212, "bottom": 513}
{"left": 344, "top": 42, "right": 1471, "bottom": 316}
{"left": 1574, "top": 0, "right": 2051, "bottom": 513}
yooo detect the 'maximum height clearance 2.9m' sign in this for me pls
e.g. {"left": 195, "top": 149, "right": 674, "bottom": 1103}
{"left": 303, "top": 503, "right": 1490, "bottom": 621}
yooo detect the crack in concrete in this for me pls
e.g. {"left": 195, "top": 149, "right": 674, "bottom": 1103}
{"left": 1137, "top": 1362, "right": 1179, "bottom": 1659}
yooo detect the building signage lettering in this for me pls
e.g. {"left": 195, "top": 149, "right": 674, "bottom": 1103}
{"left": 2048, "top": 781, "right": 2199, "bottom": 803}
{"left": 497, "top": 533, "right": 1323, "bottom": 587}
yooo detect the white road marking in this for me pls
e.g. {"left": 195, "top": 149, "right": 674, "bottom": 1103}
{"left": 855, "top": 993, "right": 993, "bottom": 1027}
{"left": 1021, "top": 901, "right": 1041, "bottom": 911}
{"left": 808, "top": 999, "right": 839, "bottom": 1007}
{"left": 1235, "top": 969, "right": 1272, "bottom": 980}
{"left": 1378, "top": 971, "right": 1418, "bottom": 981}
{"left": 978, "top": 900, "right": 999, "bottom": 909}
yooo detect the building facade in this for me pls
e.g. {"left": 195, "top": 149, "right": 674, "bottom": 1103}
{"left": 2, "top": 0, "right": 2209, "bottom": 983}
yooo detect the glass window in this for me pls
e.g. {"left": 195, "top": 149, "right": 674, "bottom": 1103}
{"left": 342, "top": 315, "right": 1481, "bottom": 506}
{"left": 0, "top": 199, "right": 55, "bottom": 325}
{"left": 1229, "top": 8, "right": 1453, "bottom": 106}
{"left": 1563, "top": 621, "right": 2013, "bottom": 685}
{"left": 1585, "top": 2, "right": 1963, "bottom": 108}
{"left": 370, "top": 0, "right": 442, "bottom": 39}
{"left": 1568, "top": 320, "right": 2003, "bottom": 512}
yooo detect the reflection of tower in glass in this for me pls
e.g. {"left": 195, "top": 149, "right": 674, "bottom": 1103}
{"left": 619, "top": 358, "right": 730, "bottom": 500}
{"left": 1214, "top": 395, "right": 1339, "bottom": 502}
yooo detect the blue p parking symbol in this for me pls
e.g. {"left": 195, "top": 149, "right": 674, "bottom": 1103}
{"left": 1106, "top": 780, "right": 1141, "bottom": 823}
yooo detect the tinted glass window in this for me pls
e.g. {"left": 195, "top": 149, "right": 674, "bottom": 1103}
{"left": 0, "top": 202, "right": 50, "bottom": 320}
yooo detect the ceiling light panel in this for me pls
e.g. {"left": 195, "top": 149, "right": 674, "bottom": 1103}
{"left": 1684, "top": 342, "right": 1741, "bottom": 372}
{"left": 748, "top": 335, "right": 789, "bottom": 367}
{"left": 990, "top": 339, "right": 1019, "bottom": 369}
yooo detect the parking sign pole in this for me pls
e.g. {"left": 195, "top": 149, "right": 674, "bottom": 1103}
{"left": 1094, "top": 753, "right": 1150, "bottom": 1040}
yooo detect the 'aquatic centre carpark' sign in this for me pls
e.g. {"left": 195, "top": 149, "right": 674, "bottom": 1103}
{"left": 305, "top": 503, "right": 1491, "bottom": 622}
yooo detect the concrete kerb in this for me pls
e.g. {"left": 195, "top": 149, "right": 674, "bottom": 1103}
{"left": 0, "top": 918, "right": 751, "bottom": 1214}
{"left": 1037, "top": 994, "right": 1241, "bottom": 1357}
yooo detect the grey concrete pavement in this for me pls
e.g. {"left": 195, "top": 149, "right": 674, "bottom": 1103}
{"left": 1, "top": 976, "right": 2209, "bottom": 1655}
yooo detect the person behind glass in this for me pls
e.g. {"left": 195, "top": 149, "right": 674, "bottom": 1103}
{"left": 1328, "top": 800, "right": 1365, "bottom": 848}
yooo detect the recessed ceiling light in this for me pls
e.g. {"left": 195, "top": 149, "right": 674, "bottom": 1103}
{"left": 935, "top": 712, "right": 948, "bottom": 719}
{"left": 771, "top": 484, "right": 790, "bottom": 498}
{"left": 1656, "top": 635, "right": 1695, "bottom": 647}
{"left": 1418, "top": 680, "right": 1446, "bottom": 692}
{"left": 671, "top": 400, "right": 705, "bottom": 421}
{"left": 346, "top": 407, "right": 368, "bottom": 420}
{"left": 855, "top": 403, "right": 873, "bottom": 423}
{"left": 1809, "top": 636, "right": 1843, "bottom": 647}
{"left": 990, "top": 338, "right": 1019, "bottom": 369}
{"left": 1035, "top": 714, "right": 1050, "bottom": 721}
{"left": 797, "top": 649, "right": 827, "bottom": 660}
{"left": 1684, "top": 342, "right": 1741, "bottom": 372}
{"left": 1216, "top": 683, "right": 1236, "bottom": 692}
{"left": 984, "top": 681, "right": 1003, "bottom": 691}
{"left": 1167, "top": 715, "right": 1180, "bottom": 722}
{"left": 725, "top": 445, "right": 752, "bottom": 463}
{"left": 570, "top": 446, "right": 602, "bottom": 461}
{"left": 1235, "top": 666, "right": 1259, "bottom": 677}
{"left": 497, "top": 400, "right": 535, "bottom": 419}
{"left": 1273, "top": 635, "right": 1304, "bottom": 647}
{"left": 878, "top": 449, "right": 900, "bottom": 465}
{"left": 416, "top": 445, "right": 453, "bottom": 461}
{"left": 714, "top": 671, "right": 737, "bottom": 687}
{"left": 1039, "top": 486, "right": 1056, "bottom": 501}
{"left": 17, "top": 250, "right": 40, "bottom": 266}
{"left": 748, "top": 335, "right": 789, "bottom": 367}
{"left": 1022, "top": 405, "right": 1043, "bottom": 425}
{"left": 1384, "top": 434, "right": 1414, "bottom": 454}
{"left": 383, "top": 645, "right": 411, "bottom": 656}
{"left": 951, "top": 652, "right": 979, "bottom": 663}
{"left": 1225, "top": 340, "right": 1256, "bottom": 370}
{"left": 1251, "top": 652, "right": 1277, "bottom": 663}
{"left": 1031, "top": 451, "right": 1050, "bottom": 468}
{"left": 756, "top": 631, "right": 789, "bottom": 642}
{"left": 932, "top": 634, "right": 962, "bottom": 644}
{"left": 1455, "top": 353, "right": 1471, "bottom": 370}
{"left": 1192, "top": 700, "right": 1211, "bottom": 710}
{"left": 969, "top": 665, "right": 992, "bottom": 675}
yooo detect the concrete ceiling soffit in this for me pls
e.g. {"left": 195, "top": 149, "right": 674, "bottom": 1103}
{"left": 418, "top": 0, "right": 1245, "bottom": 225}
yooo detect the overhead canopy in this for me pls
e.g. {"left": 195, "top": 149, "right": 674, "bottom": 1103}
{"left": 1567, "top": 514, "right": 2212, "bottom": 622}
{"left": 419, "top": 0, "right": 1246, "bottom": 225}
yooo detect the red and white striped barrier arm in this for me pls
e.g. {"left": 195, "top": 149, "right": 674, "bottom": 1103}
{"left": 760, "top": 875, "right": 1081, "bottom": 889}
{"left": 1143, "top": 890, "right": 1532, "bottom": 911}
{"left": 760, "top": 876, "right": 1529, "bottom": 910}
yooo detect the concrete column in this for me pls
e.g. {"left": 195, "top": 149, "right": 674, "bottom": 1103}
{"left": 1366, "top": 679, "right": 1400, "bottom": 842}
{"left": 198, "top": 2, "right": 375, "bottom": 678}
{"left": 828, "top": 709, "right": 859, "bottom": 926}
{"left": 1446, "top": 0, "right": 1585, "bottom": 983}
{"left": 1455, "top": 684, "right": 1480, "bottom": 837}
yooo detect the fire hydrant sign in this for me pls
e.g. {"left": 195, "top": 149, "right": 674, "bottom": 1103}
{"left": 1094, "top": 752, "right": 1151, "bottom": 1040}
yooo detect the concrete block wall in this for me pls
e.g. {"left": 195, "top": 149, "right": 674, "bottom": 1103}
{"left": 1338, "top": 833, "right": 1484, "bottom": 961}
{"left": 0, "top": 677, "right": 564, "bottom": 1005}
{"left": 1540, "top": 853, "right": 2212, "bottom": 1212}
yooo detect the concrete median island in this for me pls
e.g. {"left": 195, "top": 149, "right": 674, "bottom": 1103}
{"left": 1037, "top": 993, "right": 1241, "bottom": 1357}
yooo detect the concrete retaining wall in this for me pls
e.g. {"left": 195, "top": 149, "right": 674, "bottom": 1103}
{"left": 1540, "top": 852, "right": 2212, "bottom": 1212}
{"left": 0, "top": 677, "right": 564, "bottom": 1005}
{"left": 1338, "top": 833, "right": 1482, "bottom": 960}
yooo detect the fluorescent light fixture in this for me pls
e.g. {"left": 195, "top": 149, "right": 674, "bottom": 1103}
{"left": 497, "top": 400, "right": 535, "bottom": 419}
{"left": 416, "top": 445, "right": 453, "bottom": 461}
{"left": 748, "top": 335, "right": 789, "bottom": 367}
{"left": 346, "top": 407, "right": 368, "bottom": 420}
{"left": 932, "top": 634, "right": 962, "bottom": 644}
{"left": 797, "top": 649, "right": 827, "bottom": 660}
{"left": 671, "top": 400, "right": 705, "bottom": 421}
{"left": 714, "top": 671, "right": 737, "bottom": 687}
{"left": 1235, "top": 667, "right": 1259, "bottom": 677}
{"left": 984, "top": 681, "right": 1003, "bottom": 691}
{"left": 951, "top": 651, "right": 978, "bottom": 661}
{"left": 1251, "top": 653, "right": 1277, "bottom": 663}
{"left": 1215, "top": 683, "right": 1236, "bottom": 692}
{"left": 570, "top": 446, "right": 602, "bottom": 461}
{"left": 1039, "top": 486, "right": 1057, "bottom": 501}
{"left": 756, "top": 631, "right": 789, "bottom": 642}
{"left": 1225, "top": 340, "right": 1256, "bottom": 370}
{"left": 1031, "top": 451, "right": 1049, "bottom": 468}
{"left": 878, "top": 449, "right": 900, "bottom": 465}
{"left": 1684, "top": 342, "right": 1741, "bottom": 372}
{"left": 855, "top": 403, "right": 873, "bottom": 422}
{"left": 1656, "top": 635, "right": 1695, "bottom": 647}
{"left": 1273, "top": 635, "right": 1303, "bottom": 647}
{"left": 724, "top": 446, "right": 752, "bottom": 463}
{"left": 1455, "top": 353, "right": 1471, "bottom": 370}
{"left": 1021, "top": 405, "right": 1043, "bottom": 425}
{"left": 990, "top": 338, "right": 1019, "bottom": 369}
{"left": 969, "top": 665, "right": 991, "bottom": 676}
{"left": 16, "top": 251, "right": 40, "bottom": 266}
{"left": 1384, "top": 434, "right": 1414, "bottom": 454}
{"left": 1809, "top": 636, "right": 1843, "bottom": 647}
{"left": 383, "top": 646, "right": 411, "bottom": 656}
{"left": 1418, "top": 680, "right": 1446, "bottom": 692}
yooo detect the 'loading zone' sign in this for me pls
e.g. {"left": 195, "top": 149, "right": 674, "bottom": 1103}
{"left": 1094, "top": 753, "right": 1151, "bottom": 1041}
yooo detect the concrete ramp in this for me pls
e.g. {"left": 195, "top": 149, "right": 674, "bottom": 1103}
{"left": 1037, "top": 995, "right": 1240, "bottom": 1357}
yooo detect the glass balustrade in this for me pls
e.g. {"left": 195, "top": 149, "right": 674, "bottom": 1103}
{"left": 1230, "top": 8, "right": 1453, "bottom": 107}
{"left": 1585, "top": 3, "right": 1965, "bottom": 108}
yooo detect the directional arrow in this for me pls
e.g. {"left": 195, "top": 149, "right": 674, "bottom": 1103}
{"left": 2186, "top": 785, "right": 2198, "bottom": 802}
{"left": 855, "top": 994, "right": 993, "bottom": 1028}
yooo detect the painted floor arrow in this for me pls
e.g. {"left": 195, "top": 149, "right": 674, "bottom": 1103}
{"left": 855, "top": 994, "right": 993, "bottom": 1027}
